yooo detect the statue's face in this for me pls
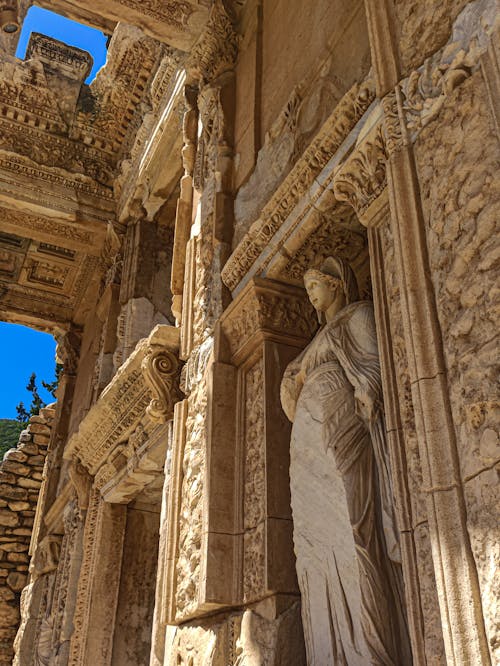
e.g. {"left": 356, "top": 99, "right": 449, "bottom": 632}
{"left": 305, "top": 276, "right": 340, "bottom": 312}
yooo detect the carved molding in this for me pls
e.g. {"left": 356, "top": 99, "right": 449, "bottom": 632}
{"left": 221, "top": 78, "right": 375, "bottom": 292}
{"left": 187, "top": 0, "right": 239, "bottom": 84}
{"left": 64, "top": 325, "right": 182, "bottom": 476}
{"left": 333, "top": 123, "right": 388, "bottom": 222}
{"left": 219, "top": 277, "right": 317, "bottom": 364}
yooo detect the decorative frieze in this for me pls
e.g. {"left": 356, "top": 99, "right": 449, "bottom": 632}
{"left": 221, "top": 78, "right": 375, "bottom": 292}
{"left": 333, "top": 122, "right": 388, "bottom": 223}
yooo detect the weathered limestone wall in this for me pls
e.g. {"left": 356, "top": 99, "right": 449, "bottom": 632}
{"left": 233, "top": 0, "right": 371, "bottom": 241}
{"left": 259, "top": 0, "right": 369, "bottom": 139}
{"left": 394, "top": 0, "right": 471, "bottom": 74}
{"left": 0, "top": 407, "right": 53, "bottom": 666}
{"left": 414, "top": 67, "right": 500, "bottom": 664}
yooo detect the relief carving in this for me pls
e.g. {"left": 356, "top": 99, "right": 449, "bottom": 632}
{"left": 222, "top": 78, "right": 375, "bottom": 292}
{"left": 280, "top": 256, "right": 411, "bottom": 665}
{"left": 399, "top": 0, "right": 498, "bottom": 141}
{"left": 333, "top": 124, "right": 388, "bottom": 220}
{"left": 116, "top": 0, "right": 194, "bottom": 29}
{"left": 188, "top": 0, "right": 238, "bottom": 85}
{"left": 31, "top": 536, "right": 62, "bottom": 580}
{"left": 142, "top": 347, "right": 183, "bottom": 422}
{"left": 242, "top": 359, "right": 265, "bottom": 602}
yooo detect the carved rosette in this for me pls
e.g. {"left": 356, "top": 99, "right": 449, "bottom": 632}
{"left": 142, "top": 347, "right": 182, "bottom": 422}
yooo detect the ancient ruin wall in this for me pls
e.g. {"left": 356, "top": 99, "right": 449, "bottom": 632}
{"left": 0, "top": 407, "right": 53, "bottom": 666}
{"left": 414, "top": 68, "right": 500, "bottom": 663}
{"left": 394, "top": 0, "right": 471, "bottom": 74}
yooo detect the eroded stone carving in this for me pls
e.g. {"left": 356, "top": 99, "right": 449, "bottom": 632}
{"left": 333, "top": 123, "right": 388, "bottom": 220}
{"left": 222, "top": 78, "right": 375, "bottom": 292}
{"left": 281, "top": 256, "right": 410, "bottom": 665}
{"left": 142, "top": 347, "right": 183, "bottom": 422}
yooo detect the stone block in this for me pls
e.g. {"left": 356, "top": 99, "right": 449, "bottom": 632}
{"left": 11, "top": 528, "right": 32, "bottom": 537}
{"left": 3, "top": 450, "right": 27, "bottom": 463}
{"left": 16, "top": 478, "right": 41, "bottom": 490}
{"left": 0, "top": 486, "right": 28, "bottom": 502}
{"left": 18, "top": 443, "right": 38, "bottom": 455}
{"left": 0, "top": 542, "right": 28, "bottom": 553}
{"left": 32, "top": 435, "right": 49, "bottom": 446}
{"left": 27, "top": 423, "right": 51, "bottom": 436}
{"left": 0, "top": 601, "right": 19, "bottom": 627}
{"left": 6, "top": 552, "right": 28, "bottom": 563}
{"left": 28, "top": 415, "right": 47, "bottom": 425}
{"left": 7, "top": 501, "right": 30, "bottom": 512}
{"left": 26, "top": 455, "right": 45, "bottom": 467}
{"left": 0, "top": 461, "right": 30, "bottom": 477}
{"left": 0, "top": 512, "right": 18, "bottom": 528}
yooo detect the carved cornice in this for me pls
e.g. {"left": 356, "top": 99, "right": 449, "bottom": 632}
{"left": 333, "top": 123, "right": 388, "bottom": 222}
{"left": 219, "top": 278, "right": 317, "bottom": 363}
{"left": 64, "top": 325, "right": 182, "bottom": 476}
{"left": 187, "top": 0, "right": 238, "bottom": 84}
{"left": 221, "top": 78, "right": 375, "bottom": 292}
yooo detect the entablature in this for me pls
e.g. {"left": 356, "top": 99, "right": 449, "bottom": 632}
{"left": 64, "top": 324, "right": 182, "bottom": 501}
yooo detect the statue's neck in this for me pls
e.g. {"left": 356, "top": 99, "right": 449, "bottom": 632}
{"left": 325, "top": 294, "right": 347, "bottom": 322}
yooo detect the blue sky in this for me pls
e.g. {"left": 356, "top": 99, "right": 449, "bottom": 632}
{"left": 1, "top": 8, "right": 107, "bottom": 419}
{"left": 15, "top": 6, "right": 108, "bottom": 83}
{"left": 0, "top": 323, "right": 57, "bottom": 419}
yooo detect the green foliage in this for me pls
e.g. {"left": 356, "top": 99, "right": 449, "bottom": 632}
{"left": 15, "top": 364, "right": 61, "bottom": 426}
{"left": 41, "top": 363, "right": 63, "bottom": 398}
{"left": 0, "top": 419, "right": 24, "bottom": 459}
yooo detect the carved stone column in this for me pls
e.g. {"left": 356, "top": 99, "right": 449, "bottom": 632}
{"left": 68, "top": 489, "right": 126, "bottom": 666}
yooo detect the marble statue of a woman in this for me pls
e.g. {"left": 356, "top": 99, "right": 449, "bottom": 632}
{"left": 280, "top": 256, "right": 411, "bottom": 666}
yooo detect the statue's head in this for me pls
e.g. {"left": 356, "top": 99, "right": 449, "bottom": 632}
{"left": 304, "top": 256, "right": 359, "bottom": 320}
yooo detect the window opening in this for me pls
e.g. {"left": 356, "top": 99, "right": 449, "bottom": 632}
{"left": 15, "top": 5, "right": 108, "bottom": 83}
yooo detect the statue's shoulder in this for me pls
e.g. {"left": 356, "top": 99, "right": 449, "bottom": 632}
{"left": 343, "top": 300, "right": 374, "bottom": 325}
{"left": 343, "top": 301, "right": 377, "bottom": 347}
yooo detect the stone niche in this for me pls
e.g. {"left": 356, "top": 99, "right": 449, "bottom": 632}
{"left": 162, "top": 277, "right": 317, "bottom": 632}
